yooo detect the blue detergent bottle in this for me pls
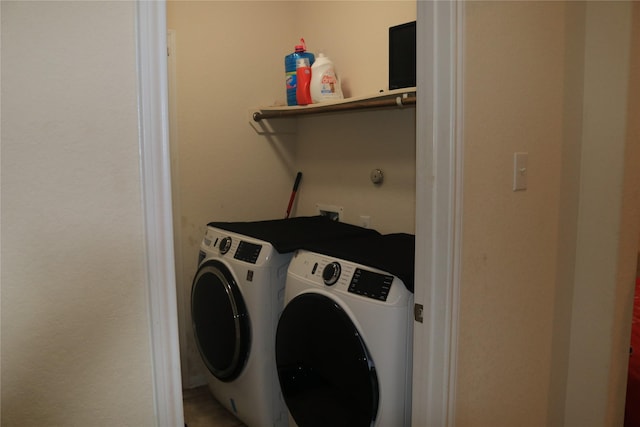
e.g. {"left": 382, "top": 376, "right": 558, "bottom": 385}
{"left": 285, "top": 39, "right": 315, "bottom": 106}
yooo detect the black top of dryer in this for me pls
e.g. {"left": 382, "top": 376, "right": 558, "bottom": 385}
{"left": 302, "top": 233, "right": 416, "bottom": 293}
{"left": 207, "top": 216, "right": 380, "bottom": 254}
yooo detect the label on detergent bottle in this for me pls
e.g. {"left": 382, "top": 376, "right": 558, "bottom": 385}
{"left": 286, "top": 71, "right": 297, "bottom": 94}
{"left": 319, "top": 71, "right": 339, "bottom": 97}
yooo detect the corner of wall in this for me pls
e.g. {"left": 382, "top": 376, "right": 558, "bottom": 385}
{"left": 546, "top": 2, "right": 586, "bottom": 426}
{"left": 563, "top": 2, "right": 636, "bottom": 425}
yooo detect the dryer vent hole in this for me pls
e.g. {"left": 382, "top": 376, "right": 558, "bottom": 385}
{"left": 319, "top": 210, "right": 340, "bottom": 221}
{"left": 316, "top": 203, "right": 343, "bottom": 222}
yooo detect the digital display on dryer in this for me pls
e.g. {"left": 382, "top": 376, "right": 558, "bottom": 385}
{"left": 234, "top": 241, "right": 262, "bottom": 264}
{"left": 348, "top": 268, "right": 394, "bottom": 301}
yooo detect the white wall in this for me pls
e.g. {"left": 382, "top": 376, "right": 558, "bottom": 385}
{"left": 1, "top": 2, "right": 156, "bottom": 425}
{"left": 167, "top": 0, "right": 416, "bottom": 387}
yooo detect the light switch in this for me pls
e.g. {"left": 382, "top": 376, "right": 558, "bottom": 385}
{"left": 513, "top": 152, "right": 528, "bottom": 191}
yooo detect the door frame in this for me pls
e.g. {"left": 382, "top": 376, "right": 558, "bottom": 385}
{"left": 135, "top": 2, "right": 184, "bottom": 425}
{"left": 412, "top": 1, "right": 464, "bottom": 426}
{"left": 135, "top": 1, "right": 464, "bottom": 426}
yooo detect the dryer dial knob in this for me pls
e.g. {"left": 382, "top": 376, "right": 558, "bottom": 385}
{"left": 322, "top": 262, "right": 341, "bottom": 286}
{"left": 219, "top": 237, "right": 232, "bottom": 255}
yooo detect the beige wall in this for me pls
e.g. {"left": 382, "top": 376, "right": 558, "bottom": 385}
{"left": 1, "top": 1, "right": 155, "bottom": 425}
{"left": 2, "top": 1, "right": 636, "bottom": 425}
{"left": 457, "top": 2, "right": 639, "bottom": 426}
{"left": 168, "top": 0, "right": 638, "bottom": 424}
{"left": 167, "top": 0, "right": 300, "bottom": 386}
{"left": 548, "top": 2, "right": 586, "bottom": 425}
{"left": 294, "top": 1, "right": 416, "bottom": 99}
{"left": 564, "top": 2, "right": 638, "bottom": 426}
{"left": 295, "top": 108, "right": 416, "bottom": 233}
{"left": 293, "top": 1, "right": 416, "bottom": 232}
{"left": 458, "top": 3, "right": 565, "bottom": 425}
{"left": 167, "top": 0, "right": 416, "bottom": 386}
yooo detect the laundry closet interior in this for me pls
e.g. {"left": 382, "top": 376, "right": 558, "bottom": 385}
{"left": 167, "top": 0, "right": 418, "bottom": 403}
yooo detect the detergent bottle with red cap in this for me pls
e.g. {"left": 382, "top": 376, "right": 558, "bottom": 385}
{"left": 285, "top": 38, "right": 315, "bottom": 106}
{"left": 295, "top": 57, "right": 313, "bottom": 106}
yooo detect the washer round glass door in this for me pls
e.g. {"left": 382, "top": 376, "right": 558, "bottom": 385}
{"left": 191, "top": 260, "right": 250, "bottom": 382}
{"left": 276, "top": 293, "right": 379, "bottom": 427}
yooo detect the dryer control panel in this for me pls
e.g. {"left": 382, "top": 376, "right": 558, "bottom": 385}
{"left": 234, "top": 241, "right": 262, "bottom": 264}
{"left": 288, "top": 250, "right": 413, "bottom": 309}
{"left": 349, "top": 268, "right": 394, "bottom": 301}
{"left": 309, "top": 258, "right": 394, "bottom": 301}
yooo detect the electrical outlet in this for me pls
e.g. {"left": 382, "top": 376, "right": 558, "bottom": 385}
{"left": 360, "top": 215, "right": 371, "bottom": 228}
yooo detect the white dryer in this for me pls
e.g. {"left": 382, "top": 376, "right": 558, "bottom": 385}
{"left": 192, "top": 226, "right": 290, "bottom": 427}
{"left": 191, "top": 217, "right": 379, "bottom": 427}
{"left": 275, "top": 234, "right": 415, "bottom": 427}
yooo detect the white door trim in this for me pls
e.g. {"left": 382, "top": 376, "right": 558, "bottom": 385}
{"left": 135, "top": 1, "right": 184, "bottom": 426}
{"left": 412, "top": 1, "right": 464, "bottom": 426}
{"left": 166, "top": 28, "right": 192, "bottom": 390}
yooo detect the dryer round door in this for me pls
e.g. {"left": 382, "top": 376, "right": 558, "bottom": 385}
{"left": 191, "top": 260, "right": 250, "bottom": 382}
{"left": 276, "top": 293, "right": 379, "bottom": 427}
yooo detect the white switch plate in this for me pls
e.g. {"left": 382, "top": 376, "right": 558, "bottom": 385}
{"left": 513, "top": 152, "right": 528, "bottom": 191}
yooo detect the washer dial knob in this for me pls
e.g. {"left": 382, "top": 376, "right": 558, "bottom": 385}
{"left": 322, "top": 262, "right": 341, "bottom": 286}
{"left": 219, "top": 237, "right": 232, "bottom": 255}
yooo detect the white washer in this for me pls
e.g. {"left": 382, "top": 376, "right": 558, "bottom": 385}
{"left": 276, "top": 234, "right": 414, "bottom": 427}
{"left": 192, "top": 226, "right": 291, "bottom": 427}
{"left": 191, "top": 217, "right": 380, "bottom": 427}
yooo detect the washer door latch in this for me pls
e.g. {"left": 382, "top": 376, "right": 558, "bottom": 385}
{"left": 414, "top": 303, "right": 424, "bottom": 323}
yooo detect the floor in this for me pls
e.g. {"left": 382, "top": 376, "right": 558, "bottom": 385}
{"left": 183, "top": 386, "right": 246, "bottom": 427}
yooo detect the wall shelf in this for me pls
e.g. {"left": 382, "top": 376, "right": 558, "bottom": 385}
{"left": 251, "top": 87, "right": 416, "bottom": 122}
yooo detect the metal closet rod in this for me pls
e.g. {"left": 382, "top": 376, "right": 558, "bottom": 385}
{"left": 252, "top": 95, "right": 416, "bottom": 122}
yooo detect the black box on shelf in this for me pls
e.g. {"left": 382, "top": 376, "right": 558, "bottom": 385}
{"left": 389, "top": 21, "right": 416, "bottom": 90}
